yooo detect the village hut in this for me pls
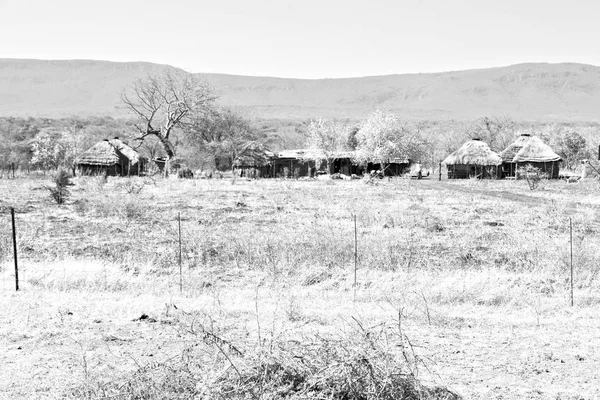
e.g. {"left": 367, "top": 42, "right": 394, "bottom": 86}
{"left": 329, "top": 151, "right": 369, "bottom": 176}
{"left": 75, "top": 137, "right": 147, "bottom": 176}
{"left": 271, "top": 149, "right": 411, "bottom": 178}
{"left": 499, "top": 134, "right": 533, "bottom": 177}
{"left": 233, "top": 142, "right": 275, "bottom": 178}
{"left": 442, "top": 139, "right": 502, "bottom": 179}
{"left": 511, "top": 136, "right": 562, "bottom": 179}
{"left": 362, "top": 157, "right": 411, "bottom": 176}
{"left": 499, "top": 134, "right": 531, "bottom": 178}
{"left": 273, "top": 149, "right": 327, "bottom": 178}
{"left": 153, "top": 157, "right": 184, "bottom": 174}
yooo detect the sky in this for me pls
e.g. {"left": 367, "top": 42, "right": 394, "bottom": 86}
{"left": 1, "top": 0, "right": 600, "bottom": 79}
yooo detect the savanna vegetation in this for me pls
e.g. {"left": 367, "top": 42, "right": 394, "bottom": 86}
{"left": 2, "top": 71, "right": 600, "bottom": 400}
{"left": 1, "top": 111, "right": 599, "bottom": 179}
{"left": 1, "top": 173, "right": 600, "bottom": 399}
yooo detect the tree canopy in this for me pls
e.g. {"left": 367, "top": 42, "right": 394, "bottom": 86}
{"left": 120, "top": 71, "right": 218, "bottom": 172}
{"left": 354, "top": 110, "right": 425, "bottom": 170}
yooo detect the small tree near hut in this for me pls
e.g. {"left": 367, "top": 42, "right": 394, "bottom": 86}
{"left": 120, "top": 71, "right": 218, "bottom": 175}
{"left": 304, "top": 118, "right": 346, "bottom": 173}
{"left": 354, "top": 110, "right": 424, "bottom": 173}
{"left": 46, "top": 168, "right": 73, "bottom": 204}
{"left": 555, "top": 129, "right": 590, "bottom": 170}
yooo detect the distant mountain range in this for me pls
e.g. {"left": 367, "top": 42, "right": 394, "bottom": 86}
{"left": 1, "top": 59, "right": 600, "bottom": 121}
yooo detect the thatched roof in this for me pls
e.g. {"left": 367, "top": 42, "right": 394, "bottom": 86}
{"left": 108, "top": 138, "right": 144, "bottom": 165}
{"left": 233, "top": 142, "right": 275, "bottom": 167}
{"left": 442, "top": 139, "right": 502, "bottom": 166}
{"left": 76, "top": 138, "right": 144, "bottom": 166}
{"left": 512, "top": 136, "right": 561, "bottom": 163}
{"left": 499, "top": 134, "right": 533, "bottom": 162}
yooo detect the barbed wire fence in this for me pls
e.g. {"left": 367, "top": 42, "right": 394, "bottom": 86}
{"left": 0, "top": 179, "right": 585, "bottom": 306}
{"left": 0, "top": 204, "right": 187, "bottom": 294}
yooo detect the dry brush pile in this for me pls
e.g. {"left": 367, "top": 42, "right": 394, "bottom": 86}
{"left": 69, "top": 308, "right": 459, "bottom": 400}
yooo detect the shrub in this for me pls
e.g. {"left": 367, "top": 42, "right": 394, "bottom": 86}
{"left": 46, "top": 168, "right": 73, "bottom": 204}
{"left": 518, "top": 165, "right": 545, "bottom": 190}
{"left": 121, "top": 178, "right": 146, "bottom": 194}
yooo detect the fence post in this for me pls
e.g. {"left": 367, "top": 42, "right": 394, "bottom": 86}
{"left": 11, "top": 208, "right": 19, "bottom": 291}
{"left": 178, "top": 212, "right": 183, "bottom": 293}
{"left": 353, "top": 214, "right": 358, "bottom": 287}
{"left": 570, "top": 217, "right": 574, "bottom": 307}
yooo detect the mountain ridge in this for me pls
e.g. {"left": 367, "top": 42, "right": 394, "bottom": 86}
{"left": 1, "top": 58, "right": 600, "bottom": 121}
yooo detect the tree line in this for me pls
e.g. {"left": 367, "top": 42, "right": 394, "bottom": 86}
{"left": 0, "top": 70, "right": 598, "bottom": 174}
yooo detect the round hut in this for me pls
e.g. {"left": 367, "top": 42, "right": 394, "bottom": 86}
{"left": 499, "top": 133, "right": 532, "bottom": 178}
{"left": 512, "top": 136, "right": 562, "bottom": 179}
{"left": 443, "top": 139, "right": 502, "bottom": 179}
{"left": 75, "top": 138, "right": 146, "bottom": 176}
{"left": 232, "top": 141, "right": 275, "bottom": 178}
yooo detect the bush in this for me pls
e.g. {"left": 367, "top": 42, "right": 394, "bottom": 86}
{"left": 121, "top": 178, "right": 146, "bottom": 194}
{"left": 518, "top": 165, "right": 545, "bottom": 190}
{"left": 46, "top": 168, "right": 73, "bottom": 204}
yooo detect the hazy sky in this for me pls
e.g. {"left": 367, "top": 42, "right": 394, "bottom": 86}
{"left": 1, "top": 0, "right": 599, "bottom": 78}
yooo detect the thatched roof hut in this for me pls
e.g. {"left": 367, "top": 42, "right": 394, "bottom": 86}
{"left": 499, "top": 133, "right": 531, "bottom": 163}
{"left": 233, "top": 142, "right": 275, "bottom": 168}
{"left": 500, "top": 134, "right": 561, "bottom": 178}
{"left": 273, "top": 149, "right": 327, "bottom": 178}
{"left": 513, "top": 136, "right": 561, "bottom": 179}
{"left": 76, "top": 138, "right": 147, "bottom": 176}
{"left": 443, "top": 139, "right": 502, "bottom": 179}
{"left": 513, "top": 136, "right": 561, "bottom": 163}
{"left": 233, "top": 142, "right": 275, "bottom": 178}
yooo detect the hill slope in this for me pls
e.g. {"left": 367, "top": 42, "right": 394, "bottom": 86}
{"left": 1, "top": 59, "right": 600, "bottom": 121}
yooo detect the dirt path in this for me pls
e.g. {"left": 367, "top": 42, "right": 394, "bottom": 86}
{"left": 416, "top": 179, "right": 600, "bottom": 219}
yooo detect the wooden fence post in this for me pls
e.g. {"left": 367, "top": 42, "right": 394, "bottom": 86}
{"left": 178, "top": 212, "right": 183, "bottom": 293}
{"left": 570, "top": 218, "right": 574, "bottom": 307}
{"left": 11, "top": 208, "right": 19, "bottom": 291}
{"left": 354, "top": 214, "right": 358, "bottom": 287}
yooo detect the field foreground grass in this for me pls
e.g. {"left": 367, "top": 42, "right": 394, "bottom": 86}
{"left": 1, "top": 175, "right": 600, "bottom": 399}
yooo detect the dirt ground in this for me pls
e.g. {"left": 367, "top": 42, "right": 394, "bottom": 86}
{"left": 1, "top": 289, "right": 598, "bottom": 400}
{"left": 1, "top": 176, "right": 600, "bottom": 399}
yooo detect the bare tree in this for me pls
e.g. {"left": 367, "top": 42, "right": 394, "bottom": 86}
{"left": 467, "top": 116, "right": 517, "bottom": 152}
{"left": 466, "top": 116, "right": 516, "bottom": 152}
{"left": 120, "top": 71, "right": 218, "bottom": 174}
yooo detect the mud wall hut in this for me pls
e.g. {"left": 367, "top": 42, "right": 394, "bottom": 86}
{"left": 272, "top": 149, "right": 411, "bottom": 178}
{"left": 233, "top": 142, "right": 275, "bottom": 178}
{"left": 75, "top": 138, "right": 147, "bottom": 176}
{"left": 273, "top": 149, "right": 326, "bottom": 178}
{"left": 443, "top": 139, "right": 502, "bottom": 179}
{"left": 512, "top": 136, "right": 562, "bottom": 179}
{"left": 363, "top": 158, "right": 411, "bottom": 176}
{"left": 499, "top": 133, "right": 530, "bottom": 177}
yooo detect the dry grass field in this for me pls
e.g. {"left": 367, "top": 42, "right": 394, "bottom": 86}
{"left": 1, "top": 174, "right": 600, "bottom": 399}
